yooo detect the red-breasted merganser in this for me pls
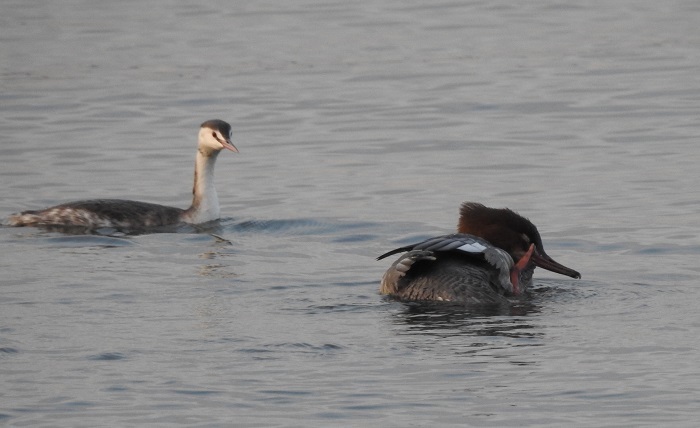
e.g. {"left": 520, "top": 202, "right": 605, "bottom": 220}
{"left": 5, "top": 119, "right": 238, "bottom": 230}
{"left": 377, "top": 202, "right": 580, "bottom": 304}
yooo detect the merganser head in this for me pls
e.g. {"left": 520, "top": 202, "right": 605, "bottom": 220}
{"left": 458, "top": 202, "right": 581, "bottom": 279}
{"left": 198, "top": 119, "right": 239, "bottom": 154}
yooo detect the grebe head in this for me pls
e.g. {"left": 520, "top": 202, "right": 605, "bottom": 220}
{"left": 198, "top": 119, "right": 239, "bottom": 154}
{"left": 458, "top": 202, "right": 580, "bottom": 279}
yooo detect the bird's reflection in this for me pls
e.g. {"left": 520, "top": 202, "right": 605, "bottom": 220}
{"left": 389, "top": 297, "right": 542, "bottom": 339}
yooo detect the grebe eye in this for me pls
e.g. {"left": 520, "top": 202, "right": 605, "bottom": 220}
{"left": 212, "top": 132, "right": 217, "bottom": 138}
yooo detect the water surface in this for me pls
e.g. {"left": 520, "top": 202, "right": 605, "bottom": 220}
{"left": 2, "top": 1, "right": 700, "bottom": 426}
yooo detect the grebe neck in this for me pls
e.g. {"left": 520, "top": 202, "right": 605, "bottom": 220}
{"left": 182, "top": 148, "right": 221, "bottom": 223}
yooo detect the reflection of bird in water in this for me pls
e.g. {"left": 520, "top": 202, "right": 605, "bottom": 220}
{"left": 395, "top": 302, "right": 543, "bottom": 336}
{"left": 6, "top": 119, "right": 238, "bottom": 231}
{"left": 378, "top": 202, "right": 580, "bottom": 304}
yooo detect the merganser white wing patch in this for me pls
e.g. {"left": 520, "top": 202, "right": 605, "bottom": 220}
{"left": 456, "top": 241, "right": 488, "bottom": 254}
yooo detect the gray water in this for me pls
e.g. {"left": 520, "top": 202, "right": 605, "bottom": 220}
{"left": 2, "top": 1, "right": 700, "bottom": 426}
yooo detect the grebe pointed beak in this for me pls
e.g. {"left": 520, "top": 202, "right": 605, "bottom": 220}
{"left": 531, "top": 249, "right": 581, "bottom": 279}
{"left": 221, "top": 139, "right": 239, "bottom": 153}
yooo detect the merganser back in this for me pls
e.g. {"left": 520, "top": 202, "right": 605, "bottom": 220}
{"left": 5, "top": 119, "right": 238, "bottom": 231}
{"left": 378, "top": 202, "right": 580, "bottom": 304}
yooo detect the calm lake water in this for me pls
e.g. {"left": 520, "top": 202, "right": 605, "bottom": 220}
{"left": 2, "top": 1, "right": 700, "bottom": 426}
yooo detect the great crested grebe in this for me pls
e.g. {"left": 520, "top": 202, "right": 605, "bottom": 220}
{"left": 6, "top": 119, "right": 238, "bottom": 230}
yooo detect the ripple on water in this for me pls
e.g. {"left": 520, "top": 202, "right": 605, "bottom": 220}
{"left": 172, "top": 389, "right": 222, "bottom": 396}
{"left": 239, "top": 342, "right": 344, "bottom": 360}
{"left": 87, "top": 352, "right": 127, "bottom": 361}
{"left": 42, "top": 234, "right": 135, "bottom": 248}
{"left": 302, "top": 301, "right": 380, "bottom": 315}
{"left": 0, "top": 347, "right": 19, "bottom": 355}
{"left": 228, "top": 217, "right": 379, "bottom": 237}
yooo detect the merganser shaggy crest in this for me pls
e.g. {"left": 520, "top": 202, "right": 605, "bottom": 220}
{"left": 5, "top": 119, "right": 238, "bottom": 230}
{"left": 378, "top": 202, "right": 580, "bottom": 304}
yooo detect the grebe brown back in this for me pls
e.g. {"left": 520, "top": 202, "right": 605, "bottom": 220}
{"left": 5, "top": 119, "right": 238, "bottom": 230}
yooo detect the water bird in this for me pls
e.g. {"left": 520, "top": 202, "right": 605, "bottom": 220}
{"left": 377, "top": 202, "right": 580, "bottom": 304}
{"left": 5, "top": 119, "right": 238, "bottom": 230}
